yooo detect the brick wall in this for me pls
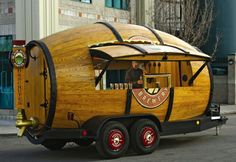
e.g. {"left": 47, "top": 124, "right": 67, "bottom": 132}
{"left": 58, "top": 0, "right": 135, "bottom": 31}
{"left": 0, "top": 0, "right": 15, "bottom": 35}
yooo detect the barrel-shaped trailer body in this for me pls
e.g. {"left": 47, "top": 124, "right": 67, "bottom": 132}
{"left": 23, "top": 23, "right": 211, "bottom": 128}
{"left": 12, "top": 23, "right": 226, "bottom": 158}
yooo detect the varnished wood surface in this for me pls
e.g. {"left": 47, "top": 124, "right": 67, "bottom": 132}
{"left": 13, "top": 47, "right": 26, "bottom": 109}
{"left": 20, "top": 23, "right": 211, "bottom": 129}
{"left": 23, "top": 46, "right": 51, "bottom": 127}
{"left": 91, "top": 43, "right": 210, "bottom": 59}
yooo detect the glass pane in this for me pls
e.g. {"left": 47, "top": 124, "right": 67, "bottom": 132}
{"left": 106, "top": 70, "right": 126, "bottom": 89}
{"left": 105, "top": 0, "right": 112, "bottom": 7}
{"left": 114, "top": 0, "right": 121, "bottom": 9}
{"left": 122, "top": 0, "right": 129, "bottom": 10}
{"left": 0, "top": 52, "right": 13, "bottom": 109}
{"left": 81, "top": 0, "right": 91, "bottom": 3}
{"left": 0, "top": 35, "right": 12, "bottom": 52}
{"left": 0, "top": 35, "right": 13, "bottom": 109}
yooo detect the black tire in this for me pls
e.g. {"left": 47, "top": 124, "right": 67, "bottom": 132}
{"left": 42, "top": 140, "right": 66, "bottom": 151}
{"left": 96, "top": 121, "right": 129, "bottom": 158}
{"left": 130, "top": 119, "right": 160, "bottom": 155}
{"left": 75, "top": 138, "right": 94, "bottom": 147}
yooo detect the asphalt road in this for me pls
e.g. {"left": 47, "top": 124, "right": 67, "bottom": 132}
{"left": 0, "top": 115, "right": 236, "bottom": 162}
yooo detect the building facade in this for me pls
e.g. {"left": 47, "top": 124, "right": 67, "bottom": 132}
{"left": 1, "top": 0, "right": 235, "bottom": 113}
{"left": 0, "top": 0, "right": 15, "bottom": 110}
{"left": 205, "top": 0, "right": 236, "bottom": 104}
{"left": 0, "top": 0, "right": 15, "bottom": 36}
{"left": 152, "top": 0, "right": 236, "bottom": 105}
{"left": 0, "top": 0, "right": 154, "bottom": 111}
{"left": 15, "top": 0, "right": 140, "bottom": 42}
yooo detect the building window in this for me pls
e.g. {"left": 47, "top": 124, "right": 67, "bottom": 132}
{"left": 105, "top": 0, "right": 112, "bottom": 7}
{"left": 0, "top": 35, "right": 13, "bottom": 109}
{"left": 114, "top": 0, "right": 121, "bottom": 9}
{"left": 81, "top": 0, "right": 92, "bottom": 3}
{"left": 72, "top": 0, "right": 92, "bottom": 4}
{"left": 0, "top": 35, "right": 12, "bottom": 52}
{"left": 105, "top": 0, "right": 130, "bottom": 10}
{"left": 155, "top": 0, "right": 183, "bottom": 34}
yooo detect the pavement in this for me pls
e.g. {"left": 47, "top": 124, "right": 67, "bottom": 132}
{"left": 0, "top": 119, "right": 17, "bottom": 136}
{"left": 0, "top": 104, "right": 235, "bottom": 136}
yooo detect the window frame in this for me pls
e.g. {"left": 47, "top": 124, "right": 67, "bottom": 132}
{"left": 72, "top": 0, "right": 92, "bottom": 4}
{"left": 105, "top": 0, "right": 130, "bottom": 10}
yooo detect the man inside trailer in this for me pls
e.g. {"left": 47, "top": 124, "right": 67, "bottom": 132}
{"left": 125, "top": 61, "right": 144, "bottom": 88}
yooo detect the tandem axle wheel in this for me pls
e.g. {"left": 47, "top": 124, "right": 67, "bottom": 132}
{"left": 95, "top": 119, "right": 160, "bottom": 158}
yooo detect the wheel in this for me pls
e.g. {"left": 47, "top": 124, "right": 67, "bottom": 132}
{"left": 42, "top": 139, "right": 66, "bottom": 151}
{"left": 130, "top": 119, "right": 160, "bottom": 155}
{"left": 96, "top": 121, "right": 129, "bottom": 158}
{"left": 75, "top": 138, "right": 94, "bottom": 147}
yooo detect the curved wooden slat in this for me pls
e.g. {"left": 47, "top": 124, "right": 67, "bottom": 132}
{"left": 144, "top": 26, "right": 164, "bottom": 44}
{"left": 96, "top": 22, "right": 124, "bottom": 42}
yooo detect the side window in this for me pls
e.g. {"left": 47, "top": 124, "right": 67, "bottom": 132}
{"left": 92, "top": 59, "right": 193, "bottom": 90}
{"left": 144, "top": 61, "right": 173, "bottom": 88}
{"left": 92, "top": 59, "right": 131, "bottom": 90}
{"left": 92, "top": 57, "right": 110, "bottom": 90}
{"left": 93, "top": 60, "right": 146, "bottom": 90}
{"left": 144, "top": 61, "right": 193, "bottom": 88}
{"left": 106, "top": 70, "right": 126, "bottom": 89}
{"left": 106, "top": 61, "right": 131, "bottom": 90}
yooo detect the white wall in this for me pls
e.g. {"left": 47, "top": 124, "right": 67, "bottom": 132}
{"left": 212, "top": 75, "right": 228, "bottom": 104}
{"left": 136, "top": 0, "right": 154, "bottom": 27}
{"left": 15, "top": 0, "right": 58, "bottom": 42}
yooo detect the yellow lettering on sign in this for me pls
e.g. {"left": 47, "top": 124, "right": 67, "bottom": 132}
{"left": 14, "top": 68, "right": 25, "bottom": 109}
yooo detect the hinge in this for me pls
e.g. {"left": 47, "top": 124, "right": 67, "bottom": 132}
{"left": 40, "top": 99, "right": 48, "bottom": 108}
{"left": 40, "top": 68, "right": 47, "bottom": 80}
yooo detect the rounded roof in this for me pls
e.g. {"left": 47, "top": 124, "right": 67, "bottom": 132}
{"left": 42, "top": 22, "right": 211, "bottom": 61}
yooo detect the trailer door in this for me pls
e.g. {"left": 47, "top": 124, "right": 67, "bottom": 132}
{"left": 24, "top": 47, "right": 50, "bottom": 126}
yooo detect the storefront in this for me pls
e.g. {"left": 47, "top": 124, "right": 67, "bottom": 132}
{"left": 0, "top": 35, "right": 13, "bottom": 109}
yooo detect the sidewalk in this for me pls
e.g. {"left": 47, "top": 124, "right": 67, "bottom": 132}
{"left": 0, "top": 119, "right": 17, "bottom": 136}
{"left": 220, "top": 104, "right": 236, "bottom": 114}
{"left": 0, "top": 105, "right": 235, "bottom": 136}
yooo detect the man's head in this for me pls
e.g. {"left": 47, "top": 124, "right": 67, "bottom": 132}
{"left": 131, "top": 61, "right": 139, "bottom": 69}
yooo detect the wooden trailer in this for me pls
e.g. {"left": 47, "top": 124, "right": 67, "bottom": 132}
{"left": 11, "top": 22, "right": 227, "bottom": 158}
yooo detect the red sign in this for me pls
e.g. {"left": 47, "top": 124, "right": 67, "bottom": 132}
{"left": 132, "top": 88, "right": 170, "bottom": 109}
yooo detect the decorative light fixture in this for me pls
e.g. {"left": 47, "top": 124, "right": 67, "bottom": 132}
{"left": 11, "top": 50, "right": 27, "bottom": 68}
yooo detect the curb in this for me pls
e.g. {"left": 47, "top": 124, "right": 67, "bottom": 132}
{"left": 0, "top": 133, "right": 17, "bottom": 137}
{"left": 0, "top": 115, "right": 16, "bottom": 121}
{"left": 222, "top": 112, "right": 236, "bottom": 115}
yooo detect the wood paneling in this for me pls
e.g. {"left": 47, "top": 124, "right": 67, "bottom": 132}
{"left": 24, "top": 47, "right": 49, "bottom": 125}
{"left": 20, "top": 23, "right": 211, "bottom": 129}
